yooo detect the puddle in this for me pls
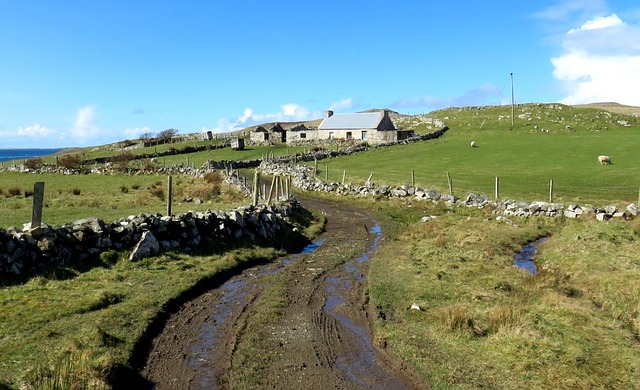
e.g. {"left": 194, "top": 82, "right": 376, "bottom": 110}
{"left": 301, "top": 238, "right": 326, "bottom": 253}
{"left": 323, "top": 224, "right": 408, "bottom": 389}
{"left": 188, "top": 275, "right": 259, "bottom": 388}
{"left": 188, "top": 238, "right": 327, "bottom": 388}
{"left": 514, "top": 237, "right": 547, "bottom": 275}
{"left": 283, "top": 239, "right": 326, "bottom": 265}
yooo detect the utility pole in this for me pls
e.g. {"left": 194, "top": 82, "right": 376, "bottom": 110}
{"left": 510, "top": 72, "right": 515, "bottom": 130}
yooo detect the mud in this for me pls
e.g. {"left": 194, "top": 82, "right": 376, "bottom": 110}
{"left": 138, "top": 196, "right": 424, "bottom": 389}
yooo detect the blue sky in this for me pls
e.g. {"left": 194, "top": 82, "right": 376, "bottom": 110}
{"left": 1, "top": 0, "right": 640, "bottom": 148}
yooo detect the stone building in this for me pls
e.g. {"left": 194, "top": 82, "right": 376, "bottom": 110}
{"left": 314, "top": 110, "right": 413, "bottom": 144}
{"left": 249, "top": 123, "right": 287, "bottom": 143}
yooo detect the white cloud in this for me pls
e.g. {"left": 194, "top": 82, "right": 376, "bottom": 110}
{"left": 567, "top": 14, "right": 623, "bottom": 33}
{"left": 72, "top": 105, "right": 99, "bottom": 140}
{"left": 328, "top": 98, "right": 353, "bottom": 111}
{"left": 551, "top": 12, "right": 640, "bottom": 105}
{"left": 534, "top": 0, "right": 607, "bottom": 22}
{"left": 203, "top": 103, "right": 322, "bottom": 134}
{"left": 17, "top": 124, "right": 55, "bottom": 138}
{"left": 239, "top": 108, "right": 252, "bottom": 123}
{"left": 280, "top": 104, "right": 311, "bottom": 121}
{"left": 124, "top": 127, "right": 151, "bottom": 139}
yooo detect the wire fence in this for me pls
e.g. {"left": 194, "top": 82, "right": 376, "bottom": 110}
{"left": 319, "top": 167, "right": 640, "bottom": 205}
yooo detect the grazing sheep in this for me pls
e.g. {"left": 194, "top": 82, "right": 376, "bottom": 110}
{"left": 470, "top": 141, "right": 477, "bottom": 148}
{"left": 598, "top": 155, "right": 611, "bottom": 165}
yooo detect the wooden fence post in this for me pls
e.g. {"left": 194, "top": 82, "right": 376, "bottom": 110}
{"left": 252, "top": 171, "right": 259, "bottom": 206}
{"left": 342, "top": 170, "right": 346, "bottom": 185}
{"left": 31, "top": 182, "right": 45, "bottom": 228}
{"left": 267, "top": 175, "right": 276, "bottom": 205}
{"left": 314, "top": 158, "right": 318, "bottom": 177}
{"left": 167, "top": 176, "right": 173, "bottom": 216}
{"left": 411, "top": 169, "right": 415, "bottom": 187}
{"left": 447, "top": 172, "right": 453, "bottom": 196}
{"left": 367, "top": 173, "right": 373, "bottom": 183}
{"left": 495, "top": 176, "right": 499, "bottom": 199}
{"left": 549, "top": 179, "right": 554, "bottom": 203}
{"left": 325, "top": 164, "right": 328, "bottom": 181}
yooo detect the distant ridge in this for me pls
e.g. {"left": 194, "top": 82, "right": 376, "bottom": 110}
{"left": 573, "top": 102, "right": 640, "bottom": 116}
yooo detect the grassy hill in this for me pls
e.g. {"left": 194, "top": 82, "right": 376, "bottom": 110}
{"left": 573, "top": 101, "right": 640, "bottom": 116}
{"left": 319, "top": 103, "right": 640, "bottom": 204}
{"left": 3, "top": 102, "right": 640, "bottom": 389}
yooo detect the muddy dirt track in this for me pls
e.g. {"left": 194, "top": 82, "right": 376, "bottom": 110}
{"left": 137, "top": 196, "right": 424, "bottom": 389}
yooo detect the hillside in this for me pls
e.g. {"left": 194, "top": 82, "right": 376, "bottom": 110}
{"left": 573, "top": 102, "right": 640, "bottom": 116}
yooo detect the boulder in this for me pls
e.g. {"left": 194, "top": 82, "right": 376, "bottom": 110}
{"left": 129, "top": 231, "right": 160, "bottom": 261}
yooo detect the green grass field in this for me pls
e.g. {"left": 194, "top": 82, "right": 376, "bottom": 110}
{"left": 368, "top": 198, "right": 640, "bottom": 389}
{"left": 2, "top": 103, "right": 640, "bottom": 389}
{"left": 319, "top": 104, "right": 640, "bottom": 204}
{"left": 0, "top": 172, "right": 250, "bottom": 227}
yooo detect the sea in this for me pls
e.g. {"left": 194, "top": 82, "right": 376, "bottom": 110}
{"left": 0, "top": 148, "right": 66, "bottom": 163}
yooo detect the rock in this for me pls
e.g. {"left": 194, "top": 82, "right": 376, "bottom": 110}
{"left": 73, "top": 217, "right": 106, "bottom": 233}
{"left": 129, "top": 231, "right": 160, "bottom": 261}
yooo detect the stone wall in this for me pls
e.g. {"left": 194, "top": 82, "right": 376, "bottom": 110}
{"left": 259, "top": 161, "right": 639, "bottom": 223}
{"left": 0, "top": 201, "right": 298, "bottom": 279}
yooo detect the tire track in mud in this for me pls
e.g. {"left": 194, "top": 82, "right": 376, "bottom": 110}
{"left": 139, "top": 196, "right": 422, "bottom": 389}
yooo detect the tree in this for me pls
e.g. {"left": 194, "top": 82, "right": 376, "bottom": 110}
{"left": 157, "top": 129, "right": 179, "bottom": 140}
{"left": 139, "top": 132, "right": 153, "bottom": 140}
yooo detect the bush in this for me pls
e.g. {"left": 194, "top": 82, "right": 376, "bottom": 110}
{"left": 150, "top": 186, "right": 165, "bottom": 201}
{"left": 58, "top": 154, "right": 85, "bottom": 170}
{"left": 204, "top": 171, "right": 223, "bottom": 184}
{"left": 140, "top": 158, "right": 158, "bottom": 171}
{"left": 25, "top": 157, "right": 43, "bottom": 169}
{"left": 120, "top": 186, "right": 129, "bottom": 194}
{"left": 8, "top": 187, "right": 21, "bottom": 197}
{"left": 71, "top": 188, "right": 81, "bottom": 196}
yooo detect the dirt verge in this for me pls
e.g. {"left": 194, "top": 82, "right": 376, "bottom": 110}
{"left": 136, "top": 195, "right": 425, "bottom": 389}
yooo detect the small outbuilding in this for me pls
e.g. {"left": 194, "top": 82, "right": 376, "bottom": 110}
{"left": 231, "top": 138, "right": 245, "bottom": 150}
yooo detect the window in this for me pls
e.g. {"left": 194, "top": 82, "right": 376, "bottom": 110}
{"left": 361, "top": 131, "right": 367, "bottom": 140}
{"left": 346, "top": 132, "right": 352, "bottom": 140}
{"left": 300, "top": 133, "right": 306, "bottom": 139}
{"left": 329, "top": 132, "right": 334, "bottom": 139}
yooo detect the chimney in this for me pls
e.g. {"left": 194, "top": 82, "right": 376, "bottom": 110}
{"left": 326, "top": 110, "right": 334, "bottom": 118}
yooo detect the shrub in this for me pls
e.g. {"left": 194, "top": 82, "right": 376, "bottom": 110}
{"left": 58, "top": 154, "right": 85, "bottom": 169}
{"left": 120, "top": 186, "right": 129, "bottom": 194}
{"left": 24, "top": 189, "right": 34, "bottom": 198}
{"left": 71, "top": 188, "right": 81, "bottom": 196}
{"left": 204, "top": 171, "right": 223, "bottom": 184}
{"left": 8, "top": 187, "right": 21, "bottom": 197}
{"left": 131, "top": 184, "right": 140, "bottom": 190}
{"left": 25, "top": 157, "right": 43, "bottom": 169}
{"left": 140, "top": 158, "right": 158, "bottom": 171}
{"left": 150, "top": 186, "right": 165, "bottom": 201}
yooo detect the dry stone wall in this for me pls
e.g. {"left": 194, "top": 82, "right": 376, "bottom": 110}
{"left": 0, "top": 202, "right": 298, "bottom": 279}
{"left": 259, "top": 161, "right": 640, "bottom": 223}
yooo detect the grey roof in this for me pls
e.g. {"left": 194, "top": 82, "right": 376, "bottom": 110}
{"left": 318, "top": 112, "right": 384, "bottom": 130}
